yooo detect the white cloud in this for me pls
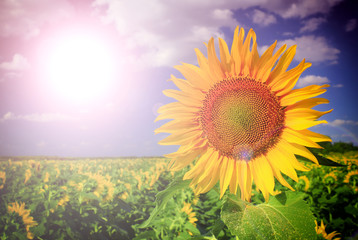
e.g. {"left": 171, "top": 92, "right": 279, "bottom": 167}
{"left": 0, "top": 112, "right": 77, "bottom": 122}
{"left": 93, "top": 0, "right": 243, "bottom": 68}
{"left": 277, "top": 35, "right": 340, "bottom": 64}
{"left": 0, "top": 0, "right": 74, "bottom": 38}
{"left": 300, "top": 17, "right": 326, "bottom": 33}
{"left": 0, "top": 54, "right": 30, "bottom": 81}
{"left": 333, "top": 84, "right": 343, "bottom": 88}
{"left": 262, "top": 0, "right": 342, "bottom": 19}
{"left": 213, "top": 9, "right": 234, "bottom": 20}
{"left": 345, "top": 19, "right": 357, "bottom": 32}
{"left": 252, "top": 9, "right": 277, "bottom": 26}
{"left": 92, "top": 0, "right": 342, "bottom": 68}
{"left": 329, "top": 119, "right": 358, "bottom": 127}
{"left": 297, "top": 75, "right": 330, "bottom": 87}
{"left": 0, "top": 54, "right": 29, "bottom": 71}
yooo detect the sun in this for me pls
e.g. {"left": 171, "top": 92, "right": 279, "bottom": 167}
{"left": 44, "top": 31, "right": 117, "bottom": 102}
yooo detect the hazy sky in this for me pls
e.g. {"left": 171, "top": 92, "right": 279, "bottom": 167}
{"left": 0, "top": 0, "right": 357, "bottom": 157}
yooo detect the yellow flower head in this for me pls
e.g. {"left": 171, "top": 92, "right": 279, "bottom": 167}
{"left": 344, "top": 170, "right": 358, "bottom": 184}
{"left": 323, "top": 172, "right": 338, "bottom": 184}
{"left": 156, "top": 26, "right": 331, "bottom": 201}
{"left": 298, "top": 175, "right": 310, "bottom": 191}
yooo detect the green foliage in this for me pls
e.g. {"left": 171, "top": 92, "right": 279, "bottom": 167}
{"left": 0, "top": 144, "right": 357, "bottom": 240}
{"left": 221, "top": 192, "right": 316, "bottom": 240}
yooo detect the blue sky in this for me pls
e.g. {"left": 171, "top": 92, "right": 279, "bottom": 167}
{"left": 0, "top": 0, "right": 357, "bottom": 157}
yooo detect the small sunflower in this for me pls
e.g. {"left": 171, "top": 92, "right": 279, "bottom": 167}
{"left": 156, "top": 26, "right": 331, "bottom": 201}
{"left": 315, "top": 220, "right": 341, "bottom": 240}
{"left": 344, "top": 170, "right": 358, "bottom": 184}
{"left": 24, "top": 169, "right": 31, "bottom": 184}
{"left": 323, "top": 172, "right": 338, "bottom": 184}
{"left": 181, "top": 202, "right": 198, "bottom": 225}
{"left": 298, "top": 175, "right": 310, "bottom": 191}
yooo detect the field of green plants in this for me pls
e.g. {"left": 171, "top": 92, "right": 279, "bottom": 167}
{"left": 0, "top": 142, "right": 357, "bottom": 239}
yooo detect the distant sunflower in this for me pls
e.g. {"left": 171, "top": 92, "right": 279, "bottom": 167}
{"left": 156, "top": 26, "right": 332, "bottom": 201}
{"left": 8, "top": 201, "right": 38, "bottom": 239}
{"left": 0, "top": 171, "right": 5, "bottom": 189}
{"left": 315, "top": 220, "right": 341, "bottom": 240}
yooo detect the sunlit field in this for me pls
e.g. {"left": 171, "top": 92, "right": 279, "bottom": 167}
{"left": 0, "top": 143, "right": 357, "bottom": 240}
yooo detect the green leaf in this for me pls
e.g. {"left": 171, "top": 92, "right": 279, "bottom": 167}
{"left": 299, "top": 151, "right": 345, "bottom": 167}
{"left": 211, "top": 219, "right": 225, "bottom": 238}
{"left": 138, "top": 177, "right": 191, "bottom": 228}
{"left": 221, "top": 191, "right": 316, "bottom": 240}
{"left": 132, "top": 230, "right": 157, "bottom": 240}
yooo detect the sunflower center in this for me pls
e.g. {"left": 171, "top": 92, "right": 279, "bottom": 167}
{"left": 200, "top": 76, "right": 284, "bottom": 160}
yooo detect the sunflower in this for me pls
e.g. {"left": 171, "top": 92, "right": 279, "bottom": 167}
{"left": 315, "top": 220, "right": 341, "bottom": 240}
{"left": 8, "top": 201, "right": 38, "bottom": 239}
{"left": 181, "top": 202, "right": 198, "bottom": 225}
{"left": 156, "top": 26, "right": 331, "bottom": 201}
{"left": 298, "top": 175, "right": 310, "bottom": 191}
{"left": 344, "top": 170, "right": 358, "bottom": 184}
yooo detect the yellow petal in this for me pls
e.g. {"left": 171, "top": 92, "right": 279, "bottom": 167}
{"left": 280, "top": 84, "right": 329, "bottom": 106}
{"left": 231, "top": 26, "right": 245, "bottom": 75}
{"left": 258, "top": 43, "right": 287, "bottom": 83}
{"left": 174, "top": 63, "right": 212, "bottom": 90}
{"left": 282, "top": 128, "right": 323, "bottom": 148}
{"left": 219, "top": 37, "right": 232, "bottom": 74}
{"left": 250, "top": 156, "right": 275, "bottom": 201}
{"left": 155, "top": 110, "right": 196, "bottom": 122}
{"left": 195, "top": 156, "right": 222, "bottom": 194}
{"left": 159, "top": 129, "right": 200, "bottom": 145}
{"left": 195, "top": 48, "right": 210, "bottom": 73}
{"left": 207, "top": 37, "right": 225, "bottom": 80}
{"left": 277, "top": 140, "right": 310, "bottom": 171}
{"left": 229, "top": 160, "right": 239, "bottom": 195}
{"left": 195, "top": 149, "right": 219, "bottom": 183}
{"left": 220, "top": 156, "right": 234, "bottom": 198}
{"left": 287, "top": 142, "right": 318, "bottom": 164}
{"left": 163, "top": 89, "right": 202, "bottom": 107}
{"left": 270, "top": 59, "right": 307, "bottom": 93}
{"left": 184, "top": 148, "right": 214, "bottom": 180}
{"left": 275, "top": 61, "right": 312, "bottom": 96}
{"left": 266, "top": 146, "right": 298, "bottom": 182}
{"left": 267, "top": 45, "right": 296, "bottom": 85}
{"left": 286, "top": 97, "right": 329, "bottom": 110}
{"left": 169, "top": 148, "right": 206, "bottom": 171}
{"left": 265, "top": 154, "right": 294, "bottom": 190}
{"left": 285, "top": 108, "right": 333, "bottom": 120}
{"left": 297, "top": 129, "right": 332, "bottom": 143}
{"left": 286, "top": 119, "right": 328, "bottom": 130}
{"left": 155, "top": 120, "right": 198, "bottom": 134}
{"left": 241, "top": 29, "right": 256, "bottom": 75}
{"left": 169, "top": 75, "right": 202, "bottom": 94}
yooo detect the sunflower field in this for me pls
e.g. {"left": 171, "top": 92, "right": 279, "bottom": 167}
{"left": 0, "top": 143, "right": 357, "bottom": 240}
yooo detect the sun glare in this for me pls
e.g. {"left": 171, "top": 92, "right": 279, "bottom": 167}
{"left": 45, "top": 32, "right": 117, "bottom": 102}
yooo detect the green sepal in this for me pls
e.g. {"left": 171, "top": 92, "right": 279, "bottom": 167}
{"left": 298, "top": 151, "right": 345, "bottom": 167}
{"left": 138, "top": 177, "right": 191, "bottom": 228}
{"left": 221, "top": 191, "right": 317, "bottom": 240}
